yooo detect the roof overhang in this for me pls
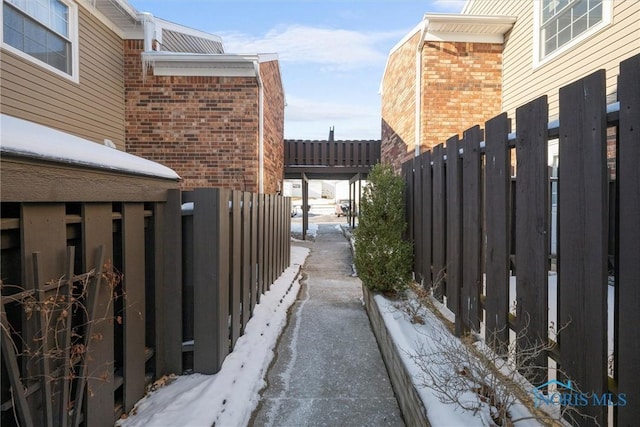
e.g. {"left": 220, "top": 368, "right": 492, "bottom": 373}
{"left": 141, "top": 52, "right": 279, "bottom": 77}
{"left": 422, "top": 13, "right": 517, "bottom": 44}
{"left": 89, "top": 0, "right": 142, "bottom": 39}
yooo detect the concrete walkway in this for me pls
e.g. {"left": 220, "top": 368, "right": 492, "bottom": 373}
{"left": 251, "top": 224, "right": 404, "bottom": 427}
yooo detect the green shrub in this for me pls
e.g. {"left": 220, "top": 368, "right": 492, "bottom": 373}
{"left": 354, "top": 163, "right": 412, "bottom": 294}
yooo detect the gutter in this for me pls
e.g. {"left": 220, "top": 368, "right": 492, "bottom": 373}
{"left": 139, "top": 12, "right": 268, "bottom": 192}
{"left": 138, "top": 12, "right": 156, "bottom": 51}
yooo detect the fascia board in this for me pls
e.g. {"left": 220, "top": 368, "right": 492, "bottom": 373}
{"left": 424, "top": 31, "right": 506, "bottom": 44}
{"left": 151, "top": 65, "right": 257, "bottom": 77}
{"left": 142, "top": 52, "right": 260, "bottom": 63}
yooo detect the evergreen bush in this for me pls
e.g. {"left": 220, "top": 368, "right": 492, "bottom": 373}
{"left": 354, "top": 163, "right": 412, "bottom": 294}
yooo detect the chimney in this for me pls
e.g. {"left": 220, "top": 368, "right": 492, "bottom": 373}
{"left": 329, "top": 126, "right": 335, "bottom": 142}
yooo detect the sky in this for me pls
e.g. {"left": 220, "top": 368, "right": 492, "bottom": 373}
{"left": 128, "top": 0, "right": 466, "bottom": 141}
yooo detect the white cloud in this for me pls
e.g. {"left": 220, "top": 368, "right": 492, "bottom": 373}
{"left": 285, "top": 95, "right": 377, "bottom": 122}
{"left": 220, "top": 25, "right": 405, "bottom": 69}
{"left": 284, "top": 95, "right": 380, "bottom": 140}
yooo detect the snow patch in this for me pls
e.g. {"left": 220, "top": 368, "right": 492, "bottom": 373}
{"left": 1, "top": 114, "right": 180, "bottom": 180}
{"left": 117, "top": 246, "right": 309, "bottom": 427}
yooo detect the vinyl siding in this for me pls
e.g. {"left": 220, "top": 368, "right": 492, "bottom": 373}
{"left": 0, "top": 4, "right": 126, "bottom": 149}
{"left": 464, "top": 0, "right": 640, "bottom": 120}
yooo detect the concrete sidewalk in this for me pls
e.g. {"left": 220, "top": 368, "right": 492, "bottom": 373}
{"left": 251, "top": 224, "right": 404, "bottom": 427}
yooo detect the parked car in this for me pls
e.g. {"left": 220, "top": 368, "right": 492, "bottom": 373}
{"left": 335, "top": 199, "right": 356, "bottom": 217}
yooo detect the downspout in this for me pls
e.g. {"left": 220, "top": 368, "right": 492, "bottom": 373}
{"left": 414, "top": 17, "right": 428, "bottom": 157}
{"left": 254, "top": 61, "right": 265, "bottom": 193}
{"left": 139, "top": 12, "right": 156, "bottom": 51}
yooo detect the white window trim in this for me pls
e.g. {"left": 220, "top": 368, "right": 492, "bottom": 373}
{"left": 532, "top": 0, "right": 613, "bottom": 68}
{"left": 0, "top": 0, "right": 80, "bottom": 83}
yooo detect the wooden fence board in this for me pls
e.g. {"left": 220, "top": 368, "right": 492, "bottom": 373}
{"left": 461, "top": 126, "right": 482, "bottom": 332}
{"left": 420, "top": 151, "right": 432, "bottom": 288}
{"left": 484, "top": 113, "right": 511, "bottom": 351}
{"left": 231, "top": 191, "right": 242, "bottom": 348}
{"left": 431, "top": 144, "right": 446, "bottom": 301}
{"left": 258, "top": 194, "right": 266, "bottom": 298}
{"left": 616, "top": 53, "right": 640, "bottom": 425}
{"left": 192, "top": 188, "right": 230, "bottom": 374}
{"left": 158, "top": 189, "right": 182, "bottom": 375}
{"left": 515, "top": 96, "right": 549, "bottom": 382}
{"left": 242, "top": 192, "right": 251, "bottom": 332}
{"left": 558, "top": 69, "right": 608, "bottom": 425}
{"left": 122, "top": 203, "right": 146, "bottom": 412}
{"left": 20, "top": 204, "right": 66, "bottom": 426}
{"left": 250, "top": 194, "right": 259, "bottom": 313}
{"left": 80, "top": 204, "right": 114, "bottom": 427}
{"left": 446, "top": 136, "right": 462, "bottom": 333}
{"left": 264, "top": 195, "right": 272, "bottom": 288}
{"left": 30, "top": 254, "right": 53, "bottom": 427}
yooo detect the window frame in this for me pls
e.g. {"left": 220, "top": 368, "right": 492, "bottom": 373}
{"left": 532, "top": 0, "right": 613, "bottom": 68}
{"left": 0, "top": 0, "right": 79, "bottom": 83}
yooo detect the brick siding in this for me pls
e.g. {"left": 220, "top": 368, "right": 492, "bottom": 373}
{"left": 381, "top": 32, "right": 421, "bottom": 173}
{"left": 422, "top": 41, "right": 503, "bottom": 150}
{"left": 124, "top": 40, "right": 284, "bottom": 193}
{"left": 381, "top": 38, "right": 503, "bottom": 172}
{"left": 260, "top": 60, "right": 285, "bottom": 194}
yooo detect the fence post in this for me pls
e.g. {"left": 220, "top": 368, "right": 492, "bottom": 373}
{"left": 420, "top": 151, "right": 432, "bottom": 288}
{"left": 231, "top": 191, "right": 242, "bottom": 348}
{"left": 461, "top": 126, "right": 483, "bottom": 332}
{"left": 446, "top": 136, "right": 463, "bottom": 335}
{"left": 558, "top": 70, "right": 608, "bottom": 424}
{"left": 242, "top": 192, "right": 251, "bottom": 332}
{"left": 431, "top": 144, "right": 446, "bottom": 301}
{"left": 157, "top": 189, "right": 182, "bottom": 376}
{"left": 616, "top": 53, "right": 640, "bottom": 425}
{"left": 80, "top": 204, "right": 115, "bottom": 426}
{"left": 515, "top": 96, "right": 549, "bottom": 383}
{"left": 250, "top": 193, "right": 259, "bottom": 313}
{"left": 122, "top": 203, "right": 146, "bottom": 412}
{"left": 484, "top": 113, "right": 511, "bottom": 352}
{"left": 192, "top": 188, "right": 230, "bottom": 374}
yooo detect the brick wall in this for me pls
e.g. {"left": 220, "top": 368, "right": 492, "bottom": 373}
{"left": 381, "top": 38, "right": 503, "bottom": 172}
{"left": 260, "top": 60, "right": 285, "bottom": 194}
{"left": 124, "top": 40, "right": 262, "bottom": 192}
{"left": 421, "top": 41, "right": 503, "bottom": 150}
{"left": 381, "top": 32, "right": 421, "bottom": 173}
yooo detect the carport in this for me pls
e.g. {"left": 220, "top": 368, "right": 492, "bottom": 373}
{"left": 284, "top": 130, "right": 381, "bottom": 239}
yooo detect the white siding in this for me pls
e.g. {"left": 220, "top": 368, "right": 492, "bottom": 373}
{"left": 464, "top": 0, "right": 640, "bottom": 120}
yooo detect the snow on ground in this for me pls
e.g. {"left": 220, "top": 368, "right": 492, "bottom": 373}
{"left": 290, "top": 222, "right": 318, "bottom": 238}
{"left": 374, "top": 294, "right": 543, "bottom": 426}
{"left": 117, "top": 246, "right": 310, "bottom": 427}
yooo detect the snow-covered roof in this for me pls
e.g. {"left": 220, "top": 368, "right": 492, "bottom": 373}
{"left": 0, "top": 114, "right": 180, "bottom": 180}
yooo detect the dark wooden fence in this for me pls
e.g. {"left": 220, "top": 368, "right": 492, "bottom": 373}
{"left": 1, "top": 179, "right": 291, "bottom": 426}
{"left": 179, "top": 188, "right": 291, "bottom": 374}
{"left": 285, "top": 139, "right": 381, "bottom": 167}
{"left": 402, "top": 54, "right": 639, "bottom": 425}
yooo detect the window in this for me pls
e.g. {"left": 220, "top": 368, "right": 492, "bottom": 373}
{"left": 535, "top": 0, "right": 611, "bottom": 65}
{"left": 2, "top": 0, "right": 78, "bottom": 80}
